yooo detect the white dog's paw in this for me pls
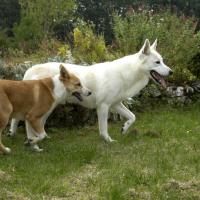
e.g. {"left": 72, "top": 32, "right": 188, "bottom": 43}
{"left": 105, "top": 136, "right": 117, "bottom": 143}
{"left": 4, "top": 147, "right": 11, "bottom": 154}
{"left": 121, "top": 126, "right": 128, "bottom": 135}
{"left": 6, "top": 131, "right": 15, "bottom": 137}
{"left": 45, "top": 134, "right": 51, "bottom": 139}
{"left": 31, "top": 144, "right": 43, "bottom": 152}
{"left": 121, "top": 121, "right": 132, "bottom": 135}
{"left": 121, "top": 127, "right": 125, "bottom": 134}
{"left": 24, "top": 140, "right": 30, "bottom": 146}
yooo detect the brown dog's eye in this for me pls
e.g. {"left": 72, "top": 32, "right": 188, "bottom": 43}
{"left": 76, "top": 83, "right": 81, "bottom": 86}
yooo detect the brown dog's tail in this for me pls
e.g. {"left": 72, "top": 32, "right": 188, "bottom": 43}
{"left": 0, "top": 129, "right": 11, "bottom": 154}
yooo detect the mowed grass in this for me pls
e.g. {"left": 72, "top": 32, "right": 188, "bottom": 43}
{"left": 1, "top": 103, "right": 200, "bottom": 200}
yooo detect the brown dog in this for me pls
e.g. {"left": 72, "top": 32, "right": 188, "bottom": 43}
{"left": 0, "top": 64, "right": 91, "bottom": 154}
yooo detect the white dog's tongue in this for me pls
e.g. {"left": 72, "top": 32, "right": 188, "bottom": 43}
{"left": 152, "top": 71, "right": 167, "bottom": 88}
{"left": 160, "top": 77, "right": 167, "bottom": 88}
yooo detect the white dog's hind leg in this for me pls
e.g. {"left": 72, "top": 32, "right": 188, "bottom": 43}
{"left": 7, "top": 118, "right": 20, "bottom": 136}
{"left": 113, "top": 103, "right": 136, "bottom": 134}
{"left": 97, "top": 104, "right": 116, "bottom": 142}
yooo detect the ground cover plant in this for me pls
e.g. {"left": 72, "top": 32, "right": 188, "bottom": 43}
{"left": 1, "top": 103, "right": 200, "bottom": 199}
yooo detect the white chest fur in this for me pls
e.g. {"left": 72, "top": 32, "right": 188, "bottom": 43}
{"left": 52, "top": 75, "right": 67, "bottom": 104}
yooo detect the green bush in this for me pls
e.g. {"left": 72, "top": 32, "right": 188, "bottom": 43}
{"left": 72, "top": 23, "right": 112, "bottom": 64}
{"left": 6, "top": 0, "right": 75, "bottom": 54}
{"left": 113, "top": 11, "right": 200, "bottom": 82}
{"left": 13, "top": 16, "right": 43, "bottom": 53}
{"left": 188, "top": 32, "right": 200, "bottom": 78}
{"left": 0, "top": 60, "right": 32, "bottom": 80}
{"left": 0, "top": 31, "right": 10, "bottom": 56}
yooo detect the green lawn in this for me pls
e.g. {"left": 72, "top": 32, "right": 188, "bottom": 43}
{"left": 1, "top": 103, "right": 200, "bottom": 200}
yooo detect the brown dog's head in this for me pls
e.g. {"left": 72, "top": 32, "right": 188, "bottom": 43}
{"left": 59, "top": 64, "right": 91, "bottom": 101}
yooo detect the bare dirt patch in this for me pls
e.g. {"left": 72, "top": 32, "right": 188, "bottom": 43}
{"left": 162, "top": 179, "right": 200, "bottom": 198}
{"left": 48, "top": 164, "right": 102, "bottom": 200}
{"left": 0, "top": 189, "right": 30, "bottom": 200}
{"left": 0, "top": 169, "right": 11, "bottom": 181}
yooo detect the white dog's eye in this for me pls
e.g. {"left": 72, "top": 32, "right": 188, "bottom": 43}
{"left": 155, "top": 61, "right": 160, "bottom": 64}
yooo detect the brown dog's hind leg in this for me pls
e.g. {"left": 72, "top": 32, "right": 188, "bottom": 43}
{"left": 0, "top": 104, "right": 12, "bottom": 154}
{"left": 0, "top": 129, "right": 11, "bottom": 154}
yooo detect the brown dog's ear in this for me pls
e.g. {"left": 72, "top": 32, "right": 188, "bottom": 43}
{"left": 59, "top": 64, "right": 70, "bottom": 79}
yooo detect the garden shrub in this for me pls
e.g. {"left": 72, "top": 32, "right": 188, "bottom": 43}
{"left": 47, "top": 104, "right": 96, "bottom": 128}
{"left": 188, "top": 31, "right": 200, "bottom": 78}
{"left": 10, "top": 0, "right": 75, "bottom": 54}
{"left": 72, "top": 23, "right": 111, "bottom": 64}
{"left": 113, "top": 11, "right": 200, "bottom": 82}
{"left": 38, "top": 38, "right": 62, "bottom": 56}
{"left": 0, "top": 60, "right": 31, "bottom": 80}
{"left": 57, "top": 44, "right": 70, "bottom": 58}
{"left": 189, "top": 52, "right": 200, "bottom": 78}
{"left": 0, "top": 31, "right": 9, "bottom": 56}
{"left": 13, "top": 16, "right": 43, "bottom": 53}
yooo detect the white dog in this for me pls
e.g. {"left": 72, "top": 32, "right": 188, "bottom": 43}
{"left": 9, "top": 39, "right": 172, "bottom": 142}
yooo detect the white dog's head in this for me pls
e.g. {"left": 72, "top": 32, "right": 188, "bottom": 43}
{"left": 139, "top": 39, "right": 173, "bottom": 88}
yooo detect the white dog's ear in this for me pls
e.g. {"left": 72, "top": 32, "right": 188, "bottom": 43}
{"left": 140, "top": 39, "right": 151, "bottom": 55}
{"left": 59, "top": 64, "right": 70, "bottom": 79}
{"left": 151, "top": 39, "right": 157, "bottom": 50}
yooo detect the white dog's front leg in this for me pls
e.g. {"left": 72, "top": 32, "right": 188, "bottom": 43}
{"left": 113, "top": 103, "right": 136, "bottom": 134}
{"left": 7, "top": 118, "right": 20, "bottom": 136}
{"left": 97, "top": 104, "right": 116, "bottom": 142}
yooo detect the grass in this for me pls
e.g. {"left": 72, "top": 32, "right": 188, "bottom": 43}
{"left": 1, "top": 103, "right": 200, "bottom": 199}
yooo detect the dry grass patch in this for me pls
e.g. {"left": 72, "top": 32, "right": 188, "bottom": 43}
{"left": 162, "top": 179, "right": 200, "bottom": 199}
{"left": 0, "top": 189, "right": 30, "bottom": 200}
{"left": 0, "top": 169, "right": 11, "bottom": 182}
{"left": 49, "top": 164, "right": 102, "bottom": 200}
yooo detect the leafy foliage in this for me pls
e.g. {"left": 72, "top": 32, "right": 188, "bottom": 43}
{"left": 13, "top": 16, "right": 43, "bottom": 53}
{"left": 75, "top": 0, "right": 200, "bottom": 44}
{"left": 19, "top": 0, "right": 75, "bottom": 35}
{"left": 188, "top": 32, "right": 200, "bottom": 78}
{"left": 0, "top": 59, "right": 31, "bottom": 80}
{"left": 0, "top": 0, "right": 20, "bottom": 32}
{"left": 72, "top": 24, "right": 110, "bottom": 64}
{"left": 0, "top": 31, "right": 10, "bottom": 56}
{"left": 11, "top": 0, "right": 75, "bottom": 53}
{"left": 113, "top": 11, "right": 200, "bottom": 81}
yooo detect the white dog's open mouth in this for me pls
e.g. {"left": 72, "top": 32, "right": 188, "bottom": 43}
{"left": 150, "top": 70, "right": 167, "bottom": 88}
{"left": 72, "top": 92, "right": 83, "bottom": 101}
